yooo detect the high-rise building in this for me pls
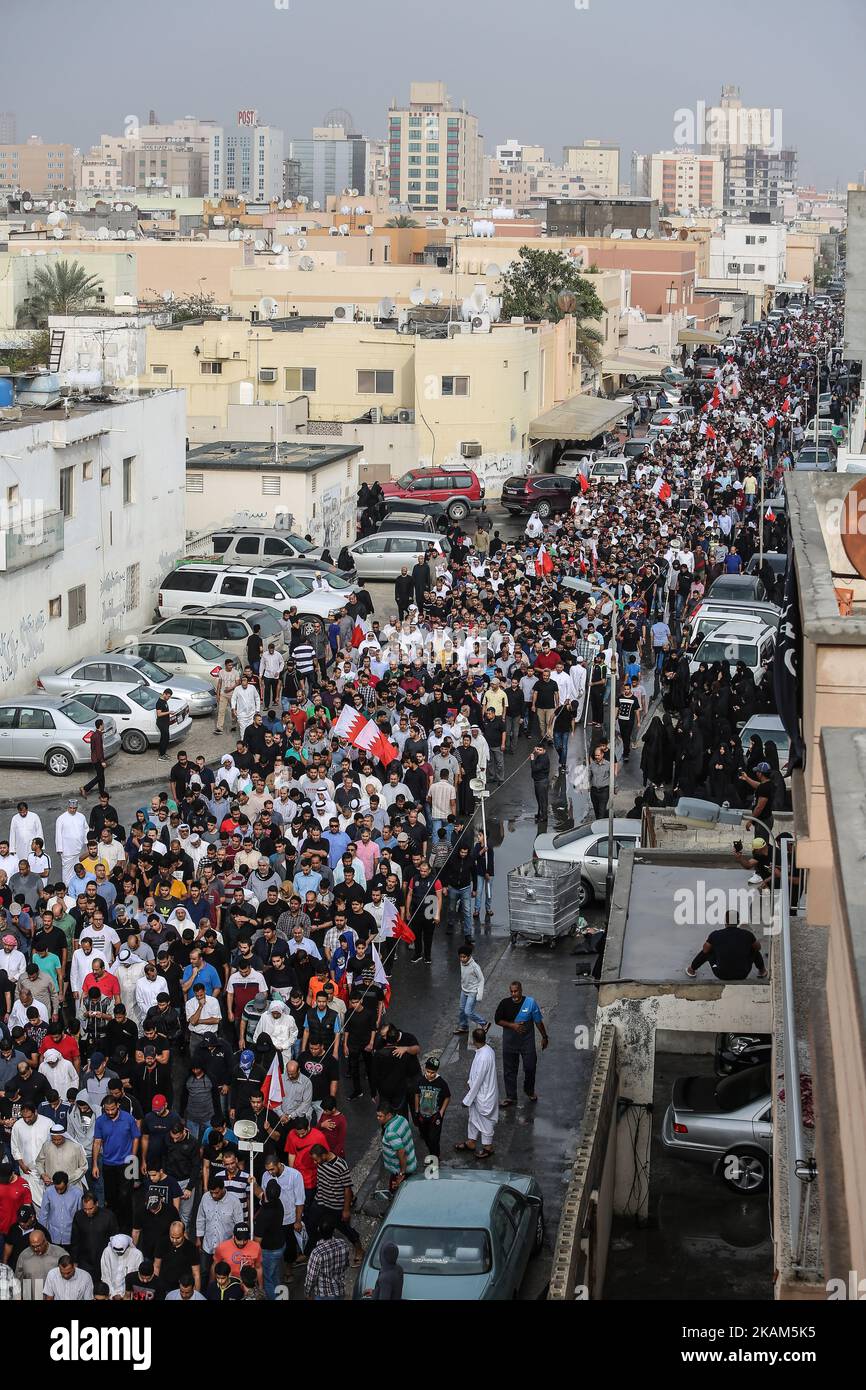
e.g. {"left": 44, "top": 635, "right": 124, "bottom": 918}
{"left": 705, "top": 86, "right": 797, "bottom": 209}
{"left": 0, "top": 137, "right": 77, "bottom": 194}
{"left": 387, "top": 81, "right": 483, "bottom": 213}
{"left": 289, "top": 126, "right": 368, "bottom": 207}
{"left": 0, "top": 112, "right": 17, "bottom": 145}
{"left": 647, "top": 151, "right": 724, "bottom": 214}
{"left": 562, "top": 140, "right": 620, "bottom": 196}
{"left": 207, "top": 115, "right": 285, "bottom": 201}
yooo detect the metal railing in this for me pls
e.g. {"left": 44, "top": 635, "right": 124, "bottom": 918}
{"left": 778, "top": 840, "right": 818, "bottom": 1272}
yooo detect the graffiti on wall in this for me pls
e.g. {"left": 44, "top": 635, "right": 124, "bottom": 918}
{"left": 0, "top": 610, "right": 48, "bottom": 682}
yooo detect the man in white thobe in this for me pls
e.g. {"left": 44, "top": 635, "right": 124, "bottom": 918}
{"left": 115, "top": 949, "right": 148, "bottom": 1025}
{"left": 462, "top": 1033, "right": 499, "bottom": 1156}
{"left": 54, "top": 799, "right": 89, "bottom": 881}
{"left": 10, "top": 1107, "right": 53, "bottom": 1206}
{"left": 230, "top": 677, "right": 261, "bottom": 739}
{"left": 8, "top": 804, "right": 43, "bottom": 864}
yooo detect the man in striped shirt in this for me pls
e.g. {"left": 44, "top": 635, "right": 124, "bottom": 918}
{"left": 310, "top": 1145, "right": 363, "bottom": 1265}
{"left": 291, "top": 640, "right": 318, "bottom": 686}
{"left": 376, "top": 1101, "right": 417, "bottom": 1192}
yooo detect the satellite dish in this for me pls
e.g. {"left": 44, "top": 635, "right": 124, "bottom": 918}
{"left": 254, "top": 238, "right": 266, "bottom": 251}
{"left": 409, "top": 288, "right": 425, "bottom": 305}
{"left": 52, "top": 228, "right": 64, "bottom": 239}
{"left": 278, "top": 199, "right": 285, "bottom": 209}
{"left": 22, "top": 201, "right": 32, "bottom": 211}
{"left": 162, "top": 290, "right": 175, "bottom": 303}
{"left": 58, "top": 201, "right": 67, "bottom": 211}
{"left": 229, "top": 228, "right": 242, "bottom": 240}
{"left": 298, "top": 195, "right": 309, "bottom": 205}
{"left": 272, "top": 242, "right": 285, "bottom": 254}
{"left": 350, "top": 188, "right": 359, "bottom": 197}
{"left": 123, "top": 204, "right": 132, "bottom": 212}
{"left": 46, "top": 210, "right": 67, "bottom": 226}
{"left": 258, "top": 297, "right": 279, "bottom": 319}
{"left": 328, "top": 226, "right": 339, "bottom": 237}
{"left": 364, "top": 225, "right": 373, "bottom": 236}
{"left": 96, "top": 225, "right": 110, "bottom": 240}
{"left": 48, "top": 202, "right": 57, "bottom": 212}
{"left": 212, "top": 214, "right": 225, "bottom": 226}
{"left": 378, "top": 298, "right": 397, "bottom": 318}
{"left": 126, "top": 229, "right": 136, "bottom": 240}
{"left": 298, "top": 255, "right": 315, "bottom": 271}
{"left": 312, "top": 201, "right": 321, "bottom": 210}
{"left": 469, "top": 776, "right": 489, "bottom": 796}
{"left": 30, "top": 220, "right": 41, "bottom": 232}
{"left": 356, "top": 206, "right": 366, "bottom": 214}
{"left": 114, "top": 202, "right": 124, "bottom": 212}
{"left": 242, "top": 231, "right": 253, "bottom": 242}
{"left": 338, "top": 225, "right": 349, "bottom": 236}
{"left": 340, "top": 205, "right": 351, "bottom": 216}
{"left": 429, "top": 288, "right": 442, "bottom": 305}
{"left": 234, "top": 1119, "right": 258, "bottom": 1141}
{"left": 297, "top": 237, "right": 307, "bottom": 249}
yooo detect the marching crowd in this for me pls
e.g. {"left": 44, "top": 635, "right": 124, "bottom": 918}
{"left": 0, "top": 290, "right": 854, "bottom": 1302}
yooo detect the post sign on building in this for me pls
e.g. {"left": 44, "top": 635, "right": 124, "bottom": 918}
{"left": 237, "top": 110, "right": 259, "bottom": 128}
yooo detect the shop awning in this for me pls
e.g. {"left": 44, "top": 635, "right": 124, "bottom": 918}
{"left": 529, "top": 394, "right": 626, "bottom": 442}
{"left": 602, "top": 353, "right": 668, "bottom": 376}
{"left": 677, "top": 327, "right": 726, "bottom": 346}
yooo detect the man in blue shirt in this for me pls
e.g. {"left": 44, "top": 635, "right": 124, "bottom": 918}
{"left": 181, "top": 949, "right": 222, "bottom": 1000}
{"left": 323, "top": 819, "right": 351, "bottom": 870}
{"left": 493, "top": 981, "right": 550, "bottom": 1106}
{"left": 92, "top": 1095, "right": 140, "bottom": 1231}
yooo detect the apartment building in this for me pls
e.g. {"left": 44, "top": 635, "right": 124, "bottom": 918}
{"left": 387, "top": 81, "right": 483, "bottom": 213}
{"left": 0, "top": 391, "right": 186, "bottom": 695}
{"left": 495, "top": 139, "right": 545, "bottom": 169}
{"left": 0, "top": 138, "right": 78, "bottom": 193}
{"left": 207, "top": 117, "right": 285, "bottom": 201}
{"left": 647, "top": 150, "right": 724, "bottom": 214}
{"left": 709, "top": 219, "right": 787, "bottom": 286}
{"left": 562, "top": 141, "right": 620, "bottom": 196}
{"left": 0, "top": 112, "right": 17, "bottom": 145}
{"left": 289, "top": 127, "right": 369, "bottom": 208}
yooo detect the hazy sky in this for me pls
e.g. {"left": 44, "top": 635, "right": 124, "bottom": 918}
{"left": 3, "top": 0, "right": 864, "bottom": 189}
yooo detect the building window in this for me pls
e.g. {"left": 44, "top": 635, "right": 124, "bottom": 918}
{"left": 101, "top": 466, "right": 111, "bottom": 487}
{"left": 523, "top": 370, "right": 529, "bottom": 391}
{"left": 200, "top": 360, "right": 222, "bottom": 374}
{"left": 82, "top": 461, "right": 93, "bottom": 481}
{"left": 285, "top": 366, "right": 317, "bottom": 392}
{"left": 6, "top": 484, "right": 19, "bottom": 508}
{"left": 123, "top": 456, "right": 134, "bottom": 505}
{"left": 357, "top": 369, "right": 394, "bottom": 394}
{"left": 125, "top": 562, "right": 140, "bottom": 611}
{"left": 311, "top": 475, "right": 317, "bottom": 495}
{"left": 261, "top": 474, "right": 281, "bottom": 495}
{"left": 49, "top": 596, "right": 62, "bottom": 620}
{"left": 152, "top": 364, "right": 168, "bottom": 375}
{"left": 68, "top": 584, "right": 86, "bottom": 630}
{"left": 60, "top": 465, "right": 75, "bottom": 518}
{"left": 441, "top": 375, "right": 470, "bottom": 397}
{"left": 346, "top": 458, "right": 353, "bottom": 480}
{"left": 186, "top": 473, "right": 204, "bottom": 492}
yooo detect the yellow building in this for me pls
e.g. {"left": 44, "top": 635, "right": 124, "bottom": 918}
{"left": 387, "top": 82, "right": 484, "bottom": 214}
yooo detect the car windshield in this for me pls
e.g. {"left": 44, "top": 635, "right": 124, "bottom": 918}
{"left": 396, "top": 471, "right": 419, "bottom": 488}
{"left": 126, "top": 656, "right": 169, "bottom": 682}
{"left": 59, "top": 699, "right": 99, "bottom": 726}
{"left": 128, "top": 685, "right": 161, "bottom": 710}
{"left": 315, "top": 572, "right": 352, "bottom": 589}
{"left": 372, "top": 1226, "right": 492, "bottom": 1275}
{"left": 190, "top": 639, "right": 224, "bottom": 660}
{"left": 593, "top": 462, "right": 623, "bottom": 475}
{"left": 698, "top": 639, "right": 758, "bottom": 666}
{"left": 280, "top": 574, "right": 312, "bottom": 597}
{"left": 282, "top": 533, "right": 314, "bottom": 554}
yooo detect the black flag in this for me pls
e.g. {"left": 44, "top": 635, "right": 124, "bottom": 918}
{"left": 772, "top": 541, "right": 805, "bottom": 772}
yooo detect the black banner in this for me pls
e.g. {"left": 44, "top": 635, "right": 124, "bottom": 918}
{"left": 773, "top": 539, "right": 806, "bottom": 772}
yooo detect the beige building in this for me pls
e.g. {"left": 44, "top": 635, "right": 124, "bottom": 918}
{"left": 387, "top": 82, "right": 483, "bottom": 213}
{"left": 79, "top": 156, "right": 124, "bottom": 192}
{"left": 647, "top": 151, "right": 724, "bottom": 214}
{"left": 485, "top": 160, "right": 534, "bottom": 208}
{"left": 123, "top": 140, "right": 206, "bottom": 196}
{"left": 140, "top": 314, "right": 579, "bottom": 492}
{"left": 0, "top": 138, "right": 78, "bottom": 193}
{"left": 562, "top": 141, "right": 620, "bottom": 195}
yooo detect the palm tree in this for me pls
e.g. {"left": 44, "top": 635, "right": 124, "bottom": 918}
{"left": 573, "top": 320, "right": 605, "bottom": 369}
{"left": 386, "top": 216, "right": 420, "bottom": 228}
{"left": 16, "top": 260, "right": 103, "bottom": 326}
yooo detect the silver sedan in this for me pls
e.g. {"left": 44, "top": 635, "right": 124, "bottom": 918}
{"left": 347, "top": 533, "right": 449, "bottom": 580}
{"left": 36, "top": 651, "right": 216, "bottom": 717}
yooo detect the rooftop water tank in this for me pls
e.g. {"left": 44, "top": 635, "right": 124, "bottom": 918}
{"left": 0, "top": 377, "right": 14, "bottom": 408}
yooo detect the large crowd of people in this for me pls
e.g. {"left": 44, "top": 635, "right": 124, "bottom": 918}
{"left": 0, "top": 291, "right": 854, "bottom": 1302}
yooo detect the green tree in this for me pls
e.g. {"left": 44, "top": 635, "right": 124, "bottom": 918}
{"left": 386, "top": 216, "right": 420, "bottom": 228}
{"left": 0, "top": 330, "right": 50, "bottom": 374}
{"left": 499, "top": 246, "right": 605, "bottom": 364}
{"left": 16, "top": 260, "right": 103, "bottom": 326}
{"left": 140, "top": 288, "right": 221, "bottom": 322}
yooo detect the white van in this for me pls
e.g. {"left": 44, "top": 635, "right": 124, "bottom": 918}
{"left": 157, "top": 563, "right": 345, "bottom": 621}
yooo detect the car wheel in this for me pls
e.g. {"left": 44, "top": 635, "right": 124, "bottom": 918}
{"left": 536, "top": 500, "right": 552, "bottom": 520}
{"left": 45, "top": 748, "right": 74, "bottom": 777}
{"left": 121, "top": 729, "right": 149, "bottom": 755}
{"left": 533, "top": 1208, "right": 545, "bottom": 1254}
{"left": 577, "top": 879, "right": 594, "bottom": 910}
{"left": 447, "top": 500, "right": 469, "bottom": 521}
{"left": 720, "top": 1147, "right": 769, "bottom": 1194}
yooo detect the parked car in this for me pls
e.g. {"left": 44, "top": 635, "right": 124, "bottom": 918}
{"left": 650, "top": 406, "right": 694, "bottom": 432}
{"left": 379, "top": 497, "right": 450, "bottom": 531}
{"left": 156, "top": 564, "right": 346, "bottom": 622}
{"left": 803, "top": 417, "right": 842, "bottom": 447}
{"left": 0, "top": 695, "right": 122, "bottom": 778}
{"left": 353, "top": 1169, "right": 544, "bottom": 1300}
{"left": 347, "top": 532, "right": 450, "bottom": 579}
{"left": 207, "top": 528, "right": 324, "bottom": 564}
{"left": 661, "top": 1063, "right": 772, "bottom": 1193}
{"left": 261, "top": 564, "right": 358, "bottom": 601}
{"left": 375, "top": 513, "right": 439, "bottom": 536}
{"left": 380, "top": 467, "right": 484, "bottom": 521}
{"left": 533, "top": 817, "right": 641, "bottom": 909}
{"left": 554, "top": 449, "right": 608, "bottom": 477}
{"left": 745, "top": 551, "right": 786, "bottom": 579}
{"left": 36, "top": 652, "right": 216, "bottom": 718}
{"left": 141, "top": 605, "right": 288, "bottom": 662}
{"left": 688, "top": 620, "right": 775, "bottom": 685}
{"left": 688, "top": 604, "right": 780, "bottom": 650}
{"left": 739, "top": 714, "right": 791, "bottom": 771}
{"left": 74, "top": 686, "right": 191, "bottom": 755}
{"left": 501, "top": 473, "right": 577, "bottom": 519}
{"left": 110, "top": 635, "right": 233, "bottom": 686}
{"left": 792, "top": 446, "right": 835, "bottom": 471}
{"left": 589, "top": 457, "right": 630, "bottom": 485}
{"left": 694, "top": 356, "right": 719, "bottom": 379}
{"left": 621, "top": 438, "right": 655, "bottom": 462}
{"left": 705, "top": 573, "right": 769, "bottom": 605}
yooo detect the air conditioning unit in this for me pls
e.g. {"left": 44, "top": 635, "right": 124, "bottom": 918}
{"left": 396, "top": 408, "right": 415, "bottom": 424}
{"left": 258, "top": 368, "right": 278, "bottom": 383}
{"left": 471, "top": 313, "right": 491, "bottom": 333}
{"left": 460, "top": 322, "right": 473, "bottom": 334}
{"left": 332, "top": 304, "right": 356, "bottom": 322}
{"left": 461, "top": 441, "right": 482, "bottom": 458}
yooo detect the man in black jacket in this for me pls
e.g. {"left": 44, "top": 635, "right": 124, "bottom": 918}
{"left": 530, "top": 743, "right": 551, "bottom": 822}
{"left": 394, "top": 567, "right": 414, "bottom": 620}
{"left": 70, "top": 1190, "right": 118, "bottom": 1275}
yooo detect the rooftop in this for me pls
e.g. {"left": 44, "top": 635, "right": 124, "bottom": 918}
{"left": 186, "top": 439, "right": 363, "bottom": 472}
{"left": 0, "top": 396, "right": 120, "bottom": 436}
{"left": 786, "top": 471, "right": 866, "bottom": 635}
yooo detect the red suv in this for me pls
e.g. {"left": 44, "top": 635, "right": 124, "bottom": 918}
{"left": 381, "top": 467, "right": 484, "bottom": 521}
{"left": 501, "top": 473, "right": 578, "bottom": 519}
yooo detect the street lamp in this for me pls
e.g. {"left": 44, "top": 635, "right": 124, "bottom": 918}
{"left": 563, "top": 577, "right": 618, "bottom": 913}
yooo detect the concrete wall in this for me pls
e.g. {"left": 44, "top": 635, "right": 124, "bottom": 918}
{"left": 845, "top": 190, "right": 866, "bottom": 367}
{"left": 183, "top": 454, "right": 356, "bottom": 552}
{"left": 0, "top": 391, "right": 186, "bottom": 693}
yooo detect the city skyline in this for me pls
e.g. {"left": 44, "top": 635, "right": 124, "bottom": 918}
{"left": 3, "top": 0, "right": 863, "bottom": 191}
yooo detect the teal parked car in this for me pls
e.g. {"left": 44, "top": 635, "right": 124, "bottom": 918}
{"left": 353, "top": 1169, "right": 545, "bottom": 1300}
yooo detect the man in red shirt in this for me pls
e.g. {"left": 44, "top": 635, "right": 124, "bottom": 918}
{"left": 214, "top": 1222, "right": 263, "bottom": 1286}
{"left": 0, "top": 1159, "right": 29, "bottom": 1236}
{"left": 80, "top": 958, "right": 121, "bottom": 1000}
{"left": 284, "top": 1116, "right": 329, "bottom": 1193}
{"left": 533, "top": 640, "right": 560, "bottom": 673}
{"left": 38, "top": 1024, "right": 80, "bottom": 1070}
{"left": 316, "top": 1097, "right": 347, "bottom": 1158}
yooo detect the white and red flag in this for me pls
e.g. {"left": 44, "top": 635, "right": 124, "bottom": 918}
{"left": 261, "top": 1053, "right": 285, "bottom": 1111}
{"left": 380, "top": 898, "right": 416, "bottom": 945}
{"left": 652, "top": 476, "right": 672, "bottom": 505}
{"left": 333, "top": 705, "right": 398, "bottom": 766}
{"left": 351, "top": 617, "right": 369, "bottom": 649}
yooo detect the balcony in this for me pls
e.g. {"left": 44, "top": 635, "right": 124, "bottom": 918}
{"left": 0, "top": 508, "right": 64, "bottom": 572}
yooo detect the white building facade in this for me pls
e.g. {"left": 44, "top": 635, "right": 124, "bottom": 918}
{"left": 207, "top": 118, "right": 285, "bottom": 201}
{"left": 709, "top": 222, "right": 787, "bottom": 286}
{"left": 0, "top": 391, "right": 186, "bottom": 694}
